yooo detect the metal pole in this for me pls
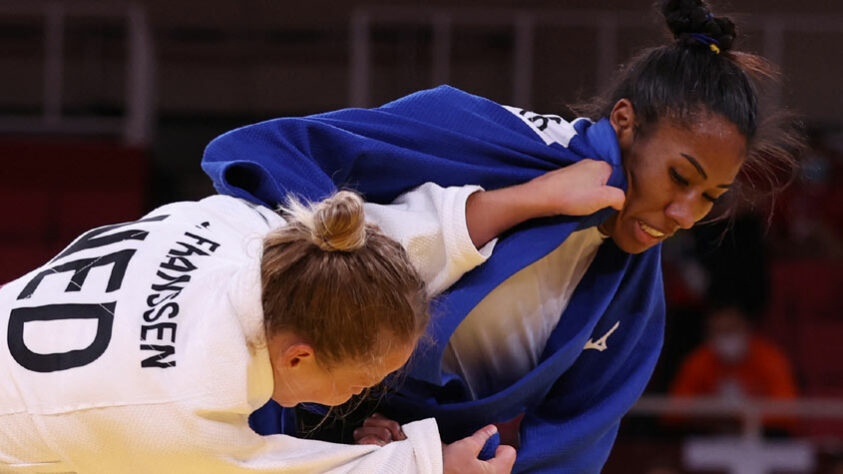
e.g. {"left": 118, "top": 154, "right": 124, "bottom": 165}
{"left": 125, "top": 2, "right": 155, "bottom": 146}
{"left": 43, "top": 1, "right": 64, "bottom": 125}
{"left": 512, "top": 12, "right": 534, "bottom": 108}
{"left": 431, "top": 13, "right": 452, "bottom": 87}
{"left": 762, "top": 17, "right": 785, "bottom": 108}
{"left": 349, "top": 11, "right": 371, "bottom": 108}
{"left": 596, "top": 15, "right": 618, "bottom": 92}
{"left": 742, "top": 404, "right": 764, "bottom": 443}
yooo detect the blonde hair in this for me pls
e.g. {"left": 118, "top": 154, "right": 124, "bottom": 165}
{"left": 260, "top": 191, "right": 429, "bottom": 368}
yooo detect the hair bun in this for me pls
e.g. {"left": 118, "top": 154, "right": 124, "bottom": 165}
{"left": 310, "top": 190, "right": 367, "bottom": 252}
{"left": 661, "top": 0, "right": 736, "bottom": 51}
{"left": 281, "top": 190, "right": 368, "bottom": 252}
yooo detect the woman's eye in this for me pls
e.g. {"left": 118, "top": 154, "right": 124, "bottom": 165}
{"left": 670, "top": 168, "right": 689, "bottom": 186}
{"left": 671, "top": 167, "right": 720, "bottom": 203}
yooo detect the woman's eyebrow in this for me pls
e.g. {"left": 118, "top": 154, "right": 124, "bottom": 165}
{"left": 681, "top": 152, "right": 733, "bottom": 188}
{"left": 680, "top": 153, "right": 708, "bottom": 180}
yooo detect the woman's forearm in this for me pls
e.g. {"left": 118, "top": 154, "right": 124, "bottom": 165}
{"left": 465, "top": 160, "right": 625, "bottom": 248}
{"left": 465, "top": 184, "right": 543, "bottom": 248}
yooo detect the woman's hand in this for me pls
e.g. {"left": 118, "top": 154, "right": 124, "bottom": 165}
{"left": 354, "top": 416, "right": 516, "bottom": 472}
{"left": 466, "top": 159, "right": 625, "bottom": 247}
{"left": 353, "top": 413, "right": 406, "bottom": 446}
{"left": 521, "top": 159, "right": 625, "bottom": 217}
{"left": 443, "top": 425, "right": 516, "bottom": 474}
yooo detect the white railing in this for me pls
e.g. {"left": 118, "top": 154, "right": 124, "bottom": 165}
{"left": 630, "top": 396, "right": 843, "bottom": 474}
{"left": 349, "top": 6, "right": 843, "bottom": 110}
{"left": 0, "top": 1, "right": 154, "bottom": 146}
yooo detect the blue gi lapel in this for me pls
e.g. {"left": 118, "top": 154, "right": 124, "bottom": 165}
{"left": 406, "top": 117, "right": 627, "bottom": 386}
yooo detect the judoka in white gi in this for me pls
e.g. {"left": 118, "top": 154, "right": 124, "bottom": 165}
{"left": 0, "top": 190, "right": 516, "bottom": 473}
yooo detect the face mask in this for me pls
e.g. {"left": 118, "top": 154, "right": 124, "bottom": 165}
{"left": 717, "top": 378, "right": 746, "bottom": 401}
{"left": 711, "top": 333, "right": 748, "bottom": 363}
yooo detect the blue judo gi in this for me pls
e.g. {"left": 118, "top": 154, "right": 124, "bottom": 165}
{"left": 202, "top": 85, "right": 665, "bottom": 473}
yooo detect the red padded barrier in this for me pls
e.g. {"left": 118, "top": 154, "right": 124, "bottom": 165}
{"left": 763, "top": 260, "right": 843, "bottom": 367}
{"left": 0, "top": 138, "right": 148, "bottom": 284}
{"left": 796, "top": 321, "right": 843, "bottom": 391}
{"left": 56, "top": 189, "right": 145, "bottom": 246}
{"left": 0, "top": 188, "right": 53, "bottom": 240}
{"left": 0, "top": 242, "right": 56, "bottom": 284}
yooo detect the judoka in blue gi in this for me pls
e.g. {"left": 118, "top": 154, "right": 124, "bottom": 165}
{"left": 201, "top": 1, "right": 801, "bottom": 471}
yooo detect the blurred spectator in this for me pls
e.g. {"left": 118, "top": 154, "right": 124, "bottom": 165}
{"left": 668, "top": 305, "right": 799, "bottom": 436}
{"left": 654, "top": 208, "right": 771, "bottom": 394}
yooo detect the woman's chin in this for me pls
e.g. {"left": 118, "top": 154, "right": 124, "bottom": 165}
{"left": 272, "top": 397, "right": 299, "bottom": 408}
{"left": 610, "top": 229, "right": 658, "bottom": 254}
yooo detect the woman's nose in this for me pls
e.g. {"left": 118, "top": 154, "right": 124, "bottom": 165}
{"left": 665, "top": 198, "right": 698, "bottom": 230}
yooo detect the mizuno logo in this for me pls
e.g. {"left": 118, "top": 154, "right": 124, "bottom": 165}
{"left": 584, "top": 321, "right": 620, "bottom": 352}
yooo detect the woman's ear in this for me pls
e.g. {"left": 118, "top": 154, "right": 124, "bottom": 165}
{"left": 609, "top": 99, "right": 636, "bottom": 152}
{"left": 266, "top": 330, "right": 316, "bottom": 371}
{"left": 283, "top": 343, "right": 315, "bottom": 369}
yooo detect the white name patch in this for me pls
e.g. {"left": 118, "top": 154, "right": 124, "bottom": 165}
{"left": 503, "top": 105, "right": 579, "bottom": 147}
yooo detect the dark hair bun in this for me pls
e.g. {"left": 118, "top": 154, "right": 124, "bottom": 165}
{"left": 661, "top": 0, "right": 736, "bottom": 51}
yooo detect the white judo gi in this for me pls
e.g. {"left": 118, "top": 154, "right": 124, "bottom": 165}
{"left": 0, "top": 185, "right": 491, "bottom": 474}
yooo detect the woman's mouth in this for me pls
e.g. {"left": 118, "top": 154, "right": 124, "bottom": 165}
{"left": 639, "top": 221, "right": 665, "bottom": 238}
{"left": 633, "top": 219, "right": 666, "bottom": 246}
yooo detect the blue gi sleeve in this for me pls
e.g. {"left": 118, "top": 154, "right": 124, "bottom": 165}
{"left": 201, "top": 86, "right": 580, "bottom": 208}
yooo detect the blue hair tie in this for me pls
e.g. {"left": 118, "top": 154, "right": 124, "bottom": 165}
{"left": 689, "top": 32, "right": 721, "bottom": 54}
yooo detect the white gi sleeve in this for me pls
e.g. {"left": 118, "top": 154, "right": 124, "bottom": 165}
{"left": 223, "top": 418, "right": 444, "bottom": 474}
{"left": 364, "top": 183, "right": 497, "bottom": 296}
{"left": 30, "top": 404, "right": 442, "bottom": 474}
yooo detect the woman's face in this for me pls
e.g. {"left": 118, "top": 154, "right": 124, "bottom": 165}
{"left": 603, "top": 101, "right": 747, "bottom": 254}
{"left": 269, "top": 336, "right": 415, "bottom": 407}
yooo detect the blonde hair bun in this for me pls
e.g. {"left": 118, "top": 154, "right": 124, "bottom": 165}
{"left": 262, "top": 190, "right": 429, "bottom": 368}
{"left": 283, "top": 190, "right": 367, "bottom": 252}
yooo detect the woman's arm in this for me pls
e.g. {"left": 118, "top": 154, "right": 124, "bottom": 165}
{"left": 362, "top": 160, "right": 625, "bottom": 295}
{"left": 50, "top": 403, "right": 447, "bottom": 473}
{"left": 364, "top": 183, "right": 496, "bottom": 296}
{"left": 465, "top": 159, "right": 625, "bottom": 248}
{"left": 202, "top": 87, "right": 619, "bottom": 215}
{"left": 354, "top": 415, "right": 516, "bottom": 474}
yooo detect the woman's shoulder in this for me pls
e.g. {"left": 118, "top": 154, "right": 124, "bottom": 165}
{"left": 148, "top": 195, "right": 286, "bottom": 238}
